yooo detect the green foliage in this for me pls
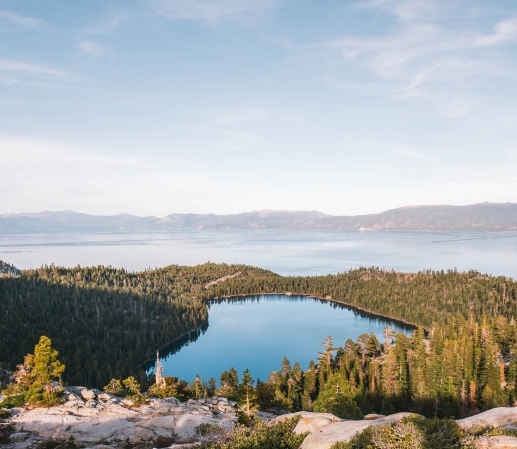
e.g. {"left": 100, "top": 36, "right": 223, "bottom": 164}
{"left": 0, "top": 408, "right": 10, "bottom": 419}
{"left": 331, "top": 416, "right": 474, "bottom": 449}
{"left": 147, "top": 376, "right": 193, "bottom": 401}
{"left": 196, "top": 423, "right": 225, "bottom": 437}
{"left": 2, "top": 262, "right": 517, "bottom": 420}
{"left": 195, "top": 422, "right": 227, "bottom": 444}
{"left": 202, "top": 416, "right": 307, "bottom": 449}
{"left": 238, "top": 368, "right": 259, "bottom": 424}
{"left": 313, "top": 373, "right": 362, "bottom": 419}
{"left": 103, "top": 378, "right": 125, "bottom": 396}
{"left": 0, "top": 393, "right": 25, "bottom": 408}
{"left": 2, "top": 336, "right": 65, "bottom": 406}
{"left": 0, "top": 263, "right": 270, "bottom": 388}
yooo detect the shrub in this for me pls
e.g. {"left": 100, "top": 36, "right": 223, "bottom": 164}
{"left": 0, "top": 393, "right": 25, "bottom": 408}
{"left": 201, "top": 416, "right": 307, "bottom": 449}
{"left": 331, "top": 416, "right": 474, "bottom": 449}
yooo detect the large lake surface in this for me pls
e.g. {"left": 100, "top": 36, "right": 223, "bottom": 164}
{"left": 2, "top": 229, "right": 516, "bottom": 382}
{"left": 1, "top": 229, "right": 516, "bottom": 279}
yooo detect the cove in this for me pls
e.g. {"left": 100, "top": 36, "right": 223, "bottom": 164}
{"left": 155, "top": 295, "right": 412, "bottom": 383}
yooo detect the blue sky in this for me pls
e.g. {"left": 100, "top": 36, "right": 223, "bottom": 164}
{"left": 1, "top": 0, "right": 516, "bottom": 216}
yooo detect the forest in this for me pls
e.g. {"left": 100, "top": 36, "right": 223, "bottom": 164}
{"left": 1, "top": 261, "right": 517, "bottom": 419}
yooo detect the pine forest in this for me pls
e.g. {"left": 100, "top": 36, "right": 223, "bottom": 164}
{"left": 1, "top": 262, "right": 517, "bottom": 419}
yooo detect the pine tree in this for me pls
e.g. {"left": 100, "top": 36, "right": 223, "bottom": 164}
{"left": 25, "top": 336, "right": 65, "bottom": 405}
{"left": 238, "top": 368, "right": 258, "bottom": 423}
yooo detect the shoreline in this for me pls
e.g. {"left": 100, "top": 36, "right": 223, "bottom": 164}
{"left": 209, "top": 292, "right": 420, "bottom": 333}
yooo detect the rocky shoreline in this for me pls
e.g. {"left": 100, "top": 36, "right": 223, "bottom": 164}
{"left": 2, "top": 388, "right": 517, "bottom": 448}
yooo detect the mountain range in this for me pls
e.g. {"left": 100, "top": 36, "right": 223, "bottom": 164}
{"left": 1, "top": 202, "right": 516, "bottom": 232}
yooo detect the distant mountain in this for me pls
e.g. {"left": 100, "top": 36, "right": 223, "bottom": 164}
{"left": 0, "top": 203, "right": 516, "bottom": 232}
{"left": 317, "top": 202, "right": 517, "bottom": 231}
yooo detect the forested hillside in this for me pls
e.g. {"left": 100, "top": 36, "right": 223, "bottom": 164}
{"left": 0, "top": 262, "right": 275, "bottom": 386}
{"left": 1, "top": 261, "right": 517, "bottom": 418}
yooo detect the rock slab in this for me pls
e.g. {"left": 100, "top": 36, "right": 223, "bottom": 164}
{"left": 6, "top": 390, "right": 238, "bottom": 448}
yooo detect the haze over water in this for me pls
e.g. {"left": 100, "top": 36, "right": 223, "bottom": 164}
{"left": 1, "top": 229, "right": 516, "bottom": 279}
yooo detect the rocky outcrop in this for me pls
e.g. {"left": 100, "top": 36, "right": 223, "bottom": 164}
{"left": 4, "top": 393, "right": 517, "bottom": 449}
{"left": 475, "top": 436, "right": 517, "bottom": 448}
{"left": 274, "top": 408, "right": 517, "bottom": 449}
{"left": 458, "top": 407, "right": 517, "bottom": 432}
{"left": 4, "top": 387, "right": 238, "bottom": 448}
{"left": 272, "top": 411, "right": 420, "bottom": 449}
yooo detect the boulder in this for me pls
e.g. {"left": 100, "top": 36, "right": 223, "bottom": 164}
{"left": 457, "top": 408, "right": 517, "bottom": 432}
{"left": 475, "top": 436, "right": 517, "bottom": 449}
{"left": 270, "top": 411, "right": 341, "bottom": 434}
{"left": 80, "top": 388, "right": 97, "bottom": 401}
{"left": 299, "top": 412, "right": 420, "bottom": 449}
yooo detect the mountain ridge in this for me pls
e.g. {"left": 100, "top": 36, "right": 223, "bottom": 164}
{"left": 1, "top": 202, "right": 516, "bottom": 232}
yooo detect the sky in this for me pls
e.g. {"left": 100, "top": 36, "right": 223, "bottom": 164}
{"left": 1, "top": 0, "right": 516, "bottom": 217}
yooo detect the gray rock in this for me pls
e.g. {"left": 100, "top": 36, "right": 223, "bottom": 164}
{"left": 271, "top": 411, "right": 341, "bottom": 435}
{"left": 97, "top": 392, "right": 112, "bottom": 402}
{"left": 80, "top": 388, "right": 97, "bottom": 400}
{"left": 475, "top": 435, "right": 517, "bottom": 448}
{"left": 10, "top": 390, "right": 238, "bottom": 447}
{"left": 8, "top": 431, "right": 30, "bottom": 442}
{"left": 457, "top": 408, "right": 517, "bottom": 432}
{"left": 298, "top": 412, "right": 420, "bottom": 449}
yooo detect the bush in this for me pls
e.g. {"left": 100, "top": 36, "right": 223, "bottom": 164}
{"left": 201, "top": 416, "right": 307, "bottom": 449}
{"left": 0, "top": 393, "right": 25, "bottom": 408}
{"left": 331, "top": 416, "right": 474, "bottom": 449}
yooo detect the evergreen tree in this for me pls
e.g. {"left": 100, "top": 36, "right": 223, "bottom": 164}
{"left": 312, "top": 373, "right": 362, "bottom": 419}
{"left": 238, "top": 369, "right": 258, "bottom": 423}
{"left": 22, "top": 336, "right": 65, "bottom": 405}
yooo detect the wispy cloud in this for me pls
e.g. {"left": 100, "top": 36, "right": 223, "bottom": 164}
{"left": 0, "top": 59, "right": 66, "bottom": 77}
{"left": 86, "top": 10, "right": 132, "bottom": 34}
{"left": 326, "top": 1, "right": 517, "bottom": 113}
{"left": 79, "top": 40, "right": 107, "bottom": 57}
{"left": 151, "top": 0, "right": 280, "bottom": 23}
{"left": 476, "top": 17, "right": 517, "bottom": 47}
{"left": 0, "top": 9, "right": 45, "bottom": 27}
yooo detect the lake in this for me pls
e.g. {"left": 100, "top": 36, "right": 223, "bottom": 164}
{"left": 153, "top": 294, "right": 412, "bottom": 383}
{"left": 1, "top": 229, "right": 516, "bottom": 279}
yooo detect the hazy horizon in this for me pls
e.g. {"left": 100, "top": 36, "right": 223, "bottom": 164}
{"left": 1, "top": 201, "right": 515, "bottom": 218}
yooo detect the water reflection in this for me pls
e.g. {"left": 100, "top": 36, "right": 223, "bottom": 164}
{"left": 150, "top": 295, "right": 413, "bottom": 383}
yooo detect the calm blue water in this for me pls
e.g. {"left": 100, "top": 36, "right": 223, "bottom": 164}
{"left": 154, "top": 294, "right": 412, "bottom": 383}
{"left": 1, "top": 229, "right": 516, "bottom": 279}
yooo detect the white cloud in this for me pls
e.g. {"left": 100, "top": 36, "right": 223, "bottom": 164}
{"left": 476, "top": 17, "right": 517, "bottom": 47}
{"left": 0, "top": 136, "right": 229, "bottom": 215}
{"left": 325, "top": 3, "right": 517, "bottom": 118}
{"left": 86, "top": 10, "right": 132, "bottom": 34}
{"left": 354, "top": 0, "right": 438, "bottom": 23}
{"left": 152, "top": 0, "right": 280, "bottom": 23}
{"left": 0, "top": 9, "right": 45, "bottom": 27}
{"left": 79, "top": 40, "right": 107, "bottom": 57}
{"left": 0, "top": 58, "right": 66, "bottom": 77}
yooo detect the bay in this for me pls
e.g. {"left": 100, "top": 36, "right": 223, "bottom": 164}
{"left": 154, "top": 294, "right": 412, "bottom": 383}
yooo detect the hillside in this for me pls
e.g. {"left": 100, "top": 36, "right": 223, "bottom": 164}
{"left": 1, "top": 202, "right": 516, "bottom": 232}
{"left": 0, "top": 261, "right": 20, "bottom": 278}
